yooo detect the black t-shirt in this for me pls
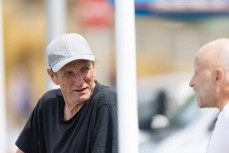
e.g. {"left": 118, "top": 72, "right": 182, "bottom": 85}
{"left": 16, "top": 82, "right": 118, "bottom": 153}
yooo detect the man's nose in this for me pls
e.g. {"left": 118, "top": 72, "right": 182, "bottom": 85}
{"left": 189, "top": 77, "right": 194, "bottom": 88}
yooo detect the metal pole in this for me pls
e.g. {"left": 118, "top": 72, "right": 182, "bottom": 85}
{"left": 115, "top": 0, "right": 139, "bottom": 153}
{"left": 46, "top": 0, "right": 66, "bottom": 89}
{"left": 0, "top": 0, "right": 8, "bottom": 152}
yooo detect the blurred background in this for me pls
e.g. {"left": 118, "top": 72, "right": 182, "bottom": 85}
{"left": 2, "top": 0, "right": 229, "bottom": 152}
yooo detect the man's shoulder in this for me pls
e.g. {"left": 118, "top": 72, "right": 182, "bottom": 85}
{"left": 39, "top": 88, "right": 62, "bottom": 104}
{"left": 42, "top": 88, "right": 60, "bottom": 97}
{"left": 92, "top": 82, "right": 117, "bottom": 106}
{"left": 95, "top": 82, "right": 116, "bottom": 97}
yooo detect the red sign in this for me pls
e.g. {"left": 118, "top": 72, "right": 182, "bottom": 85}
{"left": 75, "top": 0, "right": 114, "bottom": 28}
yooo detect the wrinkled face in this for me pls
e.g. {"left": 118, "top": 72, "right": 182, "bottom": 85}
{"left": 189, "top": 57, "right": 217, "bottom": 108}
{"left": 51, "top": 60, "right": 95, "bottom": 104}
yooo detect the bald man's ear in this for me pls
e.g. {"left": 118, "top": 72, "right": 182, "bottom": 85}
{"left": 213, "top": 68, "right": 224, "bottom": 85}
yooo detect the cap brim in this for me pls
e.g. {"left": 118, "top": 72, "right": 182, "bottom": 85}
{"left": 52, "top": 54, "right": 95, "bottom": 73}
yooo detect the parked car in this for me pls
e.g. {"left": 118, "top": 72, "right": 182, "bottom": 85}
{"left": 139, "top": 95, "right": 219, "bottom": 153}
{"left": 137, "top": 72, "right": 194, "bottom": 131}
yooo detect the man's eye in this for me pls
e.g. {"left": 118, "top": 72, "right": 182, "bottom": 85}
{"left": 81, "top": 67, "right": 90, "bottom": 72}
{"left": 65, "top": 71, "right": 74, "bottom": 77}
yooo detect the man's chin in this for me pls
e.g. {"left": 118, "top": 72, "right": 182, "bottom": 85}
{"left": 196, "top": 100, "right": 204, "bottom": 108}
{"left": 78, "top": 95, "right": 90, "bottom": 102}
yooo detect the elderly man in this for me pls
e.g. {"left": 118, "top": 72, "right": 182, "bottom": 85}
{"left": 15, "top": 33, "right": 118, "bottom": 153}
{"left": 189, "top": 38, "right": 229, "bottom": 153}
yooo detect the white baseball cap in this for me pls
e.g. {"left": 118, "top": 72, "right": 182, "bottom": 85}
{"left": 46, "top": 33, "right": 95, "bottom": 73}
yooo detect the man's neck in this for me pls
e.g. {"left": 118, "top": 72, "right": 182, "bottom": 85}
{"left": 64, "top": 102, "right": 85, "bottom": 120}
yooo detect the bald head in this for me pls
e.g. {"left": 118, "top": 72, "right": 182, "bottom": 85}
{"left": 196, "top": 38, "right": 229, "bottom": 71}
{"left": 190, "top": 38, "right": 229, "bottom": 110}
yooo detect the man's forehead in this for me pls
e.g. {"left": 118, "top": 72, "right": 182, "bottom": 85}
{"left": 66, "top": 60, "right": 92, "bottom": 66}
{"left": 194, "top": 53, "right": 209, "bottom": 69}
{"left": 59, "top": 60, "right": 93, "bottom": 71}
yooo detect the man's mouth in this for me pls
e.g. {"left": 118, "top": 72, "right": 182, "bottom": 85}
{"left": 74, "top": 88, "right": 87, "bottom": 92}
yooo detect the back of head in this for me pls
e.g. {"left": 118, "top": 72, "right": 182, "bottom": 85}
{"left": 46, "top": 33, "right": 96, "bottom": 73}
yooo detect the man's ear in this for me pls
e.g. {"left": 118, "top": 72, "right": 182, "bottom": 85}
{"left": 93, "top": 68, "right": 96, "bottom": 77}
{"left": 47, "top": 69, "right": 59, "bottom": 85}
{"left": 213, "top": 68, "right": 224, "bottom": 85}
{"left": 92, "top": 62, "right": 96, "bottom": 77}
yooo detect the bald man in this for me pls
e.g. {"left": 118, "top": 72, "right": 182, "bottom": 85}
{"left": 189, "top": 38, "right": 229, "bottom": 153}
